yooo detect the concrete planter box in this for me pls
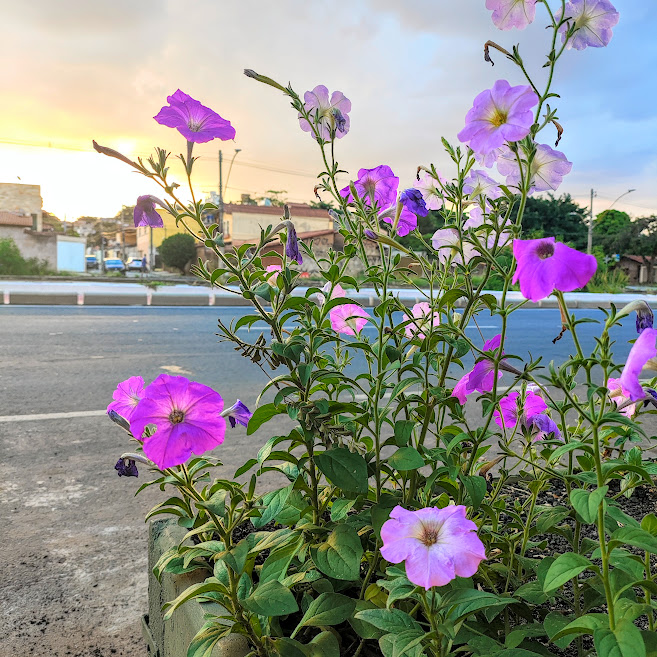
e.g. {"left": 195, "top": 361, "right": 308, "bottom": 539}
{"left": 144, "top": 519, "right": 250, "bottom": 657}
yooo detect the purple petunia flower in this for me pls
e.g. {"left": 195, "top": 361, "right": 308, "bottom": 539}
{"left": 380, "top": 505, "right": 486, "bottom": 589}
{"left": 530, "top": 413, "right": 562, "bottom": 442}
{"left": 130, "top": 374, "right": 226, "bottom": 470}
{"left": 402, "top": 302, "right": 440, "bottom": 340}
{"left": 619, "top": 328, "right": 657, "bottom": 401}
{"left": 431, "top": 228, "right": 475, "bottom": 265}
{"left": 496, "top": 144, "right": 572, "bottom": 193}
{"left": 458, "top": 80, "right": 538, "bottom": 157}
{"left": 399, "top": 188, "right": 428, "bottom": 217}
{"left": 340, "top": 165, "right": 399, "bottom": 209}
{"left": 557, "top": 0, "right": 620, "bottom": 51}
{"left": 285, "top": 222, "right": 303, "bottom": 264}
{"left": 134, "top": 196, "right": 165, "bottom": 228}
{"left": 463, "top": 169, "right": 502, "bottom": 203}
{"left": 494, "top": 390, "right": 547, "bottom": 429}
{"left": 636, "top": 305, "right": 654, "bottom": 334}
{"left": 512, "top": 237, "right": 597, "bottom": 302}
{"left": 107, "top": 376, "right": 145, "bottom": 422}
{"left": 154, "top": 90, "right": 235, "bottom": 143}
{"left": 607, "top": 377, "right": 636, "bottom": 418}
{"left": 486, "top": 0, "right": 537, "bottom": 30}
{"left": 467, "top": 334, "right": 505, "bottom": 394}
{"left": 298, "top": 85, "right": 351, "bottom": 141}
{"left": 115, "top": 457, "right": 139, "bottom": 477}
{"left": 221, "top": 400, "right": 253, "bottom": 428}
{"left": 379, "top": 203, "right": 418, "bottom": 237}
{"left": 329, "top": 303, "right": 369, "bottom": 336}
{"left": 414, "top": 172, "right": 444, "bottom": 211}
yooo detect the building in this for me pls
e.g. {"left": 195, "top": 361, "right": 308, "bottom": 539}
{"left": 135, "top": 209, "right": 188, "bottom": 267}
{"left": 0, "top": 182, "right": 43, "bottom": 230}
{"left": 618, "top": 255, "right": 657, "bottom": 284}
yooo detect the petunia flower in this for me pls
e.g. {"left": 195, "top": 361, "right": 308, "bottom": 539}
{"left": 457, "top": 80, "right": 538, "bottom": 156}
{"left": 431, "top": 228, "right": 475, "bottom": 265}
{"left": 452, "top": 372, "right": 472, "bottom": 405}
{"left": 399, "top": 188, "right": 428, "bottom": 217}
{"left": 114, "top": 458, "right": 139, "bottom": 477}
{"left": 494, "top": 390, "right": 547, "bottom": 429}
{"left": 107, "top": 376, "right": 145, "bottom": 422}
{"left": 557, "top": 0, "right": 620, "bottom": 51}
{"left": 340, "top": 165, "right": 399, "bottom": 209}
{"left": 380, "top": 505, "right": 486, "bottom": 589}
{"left": 379, "top": 203, "right": 418, "bottom": 237}
{"left": 154, "top": 90, "right": 235, "bottom": 143}
{"left": 265, "top": 264, "right": 282, "bottom": 285}
{"left": 486, "top": 0, "right": 537, "bottom": 30}
{"left": 466, "top": 334, "right": 505, "bottom": 394}
{"left": 414, "top": 172, "right": 444, "bottom": 211}
{"left": 298, "top": 85, "right": 351, "bottom": 141}
{"left": 607, "top": 377, "right": 636, "bottom": 418}
{"left": 512, "top": 237, "right": 597, "bottom": 302}
{"left": 133, "top": 196, "right": 165, "bottom": 228}
{"left": 221, "top": 400, "right": 253, "bottom": 428}
{"left": 402, "top": 302, "right": 440, "bottom": 339}
{"left": 463, "top": 169, "right": 502, "bottom": 204}
{"left": 530, "top": 413, "right": 562, "bottom": 442}
{"left": 317, "top": 282, "right": 346, "bottom": 306}
{"left": 285, "top": 222, "right": 303, "bottom": 264}
{"left": 329, "top": 303, "right": 369, "bottom": 336}
{"left": 130, "top": 374, "right": 226, "bottom": 469}
{"left": 619, "top": 328, "right": 657, "bottom": 401}
{"left": 496, "top": 144, "right": 572, "bottom": 193}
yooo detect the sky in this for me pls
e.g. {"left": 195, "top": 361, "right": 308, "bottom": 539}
{"left": 0, "top": 0, "right": 655, "bottom": 221}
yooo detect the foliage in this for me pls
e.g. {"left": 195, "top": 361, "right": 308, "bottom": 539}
{"left": 159, "top": 233, "right": 197, "bottom": 274}
{"left": 0, "top": 237, "right": 53, "bottom": 275}
{"left": 585, "top": 268, "right": 629, "bottom": 293}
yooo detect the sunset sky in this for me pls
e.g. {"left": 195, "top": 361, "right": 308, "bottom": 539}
{"left": 1, "top": 0, "right": 655, "bottom": 221}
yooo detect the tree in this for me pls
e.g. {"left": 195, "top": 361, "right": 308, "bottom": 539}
{"left": 609, "top": 215, "right": 657, "bottom": 281}
{"left": 159, "top": 233, "right": 197, "bottom": 274}
{"left": 0, "top": 237, "right": 52, "bottom": 275}
{"left": 592, "top": 209, "right": 632, "bottom": 256}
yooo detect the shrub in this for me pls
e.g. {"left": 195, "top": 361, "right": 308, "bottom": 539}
{"left": 159, "top": 233, "right": 196, "bottom": 274}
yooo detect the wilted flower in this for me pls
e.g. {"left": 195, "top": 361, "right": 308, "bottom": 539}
{"left": 458, "top": 80, "right": 538, "bottom": 156}
{"left": 512, "top": 237, "right": 597, "bottom": 302}
{"left": 298, "top": 85, "right": 351, "bottom": 141}
{"left": 329, "top": 303, "right": 369, "bottom": 336}
{"left": 414, "top": 172, "right": 444, "bottom": 211}
{"left": 133, "top": 196, "right": 165, "bottom": 228}
{"left": 402, "top": 302, "right": 440, "bottom": 339}
{"left": 340, "top": 165, "right": 399, "bottom": 209}
{"left": 92, "top": 140, "right": 142, "bottom": 171}
{"left": 380, "top": 505, "right": 486, "bottom": 589}
{"left": 107, "top": 376, "right": 145, "bottom": 422}
{"left": 221, "top": 400, "right": 253, "bottom": 428}
{"left": 557, "top": 0, "right": 620, "bottom": 51}
{"left": 154, "top": 90, "right": 235, "bottom": 143}
{"left": 285, "top": 222, "right": 303, "bottom": 264}
{"left": 607, "top": 377, "right": 637, "bottom": 418}
{"left": 619, "top": 328, "right": 657, "bottom": 401}
{"left": 114, "top": 458, "right": 139, "bottom": 477}
{"left": 496, "top": 144, "right": 572, "bottom": 193}
{"left": 486, "top": 0, "right": 537, "bottom": 30}
{"left": 130, "top": 374, "right": 226, "bottom": 469}
{"left": 399, "top": 188, "right": 428, "bottom": 217}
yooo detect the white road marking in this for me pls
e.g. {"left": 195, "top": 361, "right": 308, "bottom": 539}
{"left": 0, "top": 410, "right": 107, "bottom": 423}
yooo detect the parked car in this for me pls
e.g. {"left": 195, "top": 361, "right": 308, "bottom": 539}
{"left": 126, "top": 257, "right": 146, "bottom": 271}
{"left": 103, "top": 258, "right": 125, "bottom": 272}
{"left": 85, "top": 255, "right": 99, "bottom": 270}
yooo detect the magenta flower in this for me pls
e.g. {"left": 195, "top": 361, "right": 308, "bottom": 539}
{"left": 399, "top": 188, "right": 428, "bottom": 217}
{"left": 414, "top": 172, "right": 444, "bottom": 211}
{"left": 107, "top": 376, "right": 145, "bottom": 422}
{"left": 298, "top": 85, "right": 351, "bottom": 141}
{"left": 452, "top": 372, "right": 472, "bottom": 405}
{"left": 134, "top": 196, "right": 165, "bottom": 228}
{"left": 130, "top": 374, "right": 226, "bottom": 470}
{"left": 380, "top": 505, "right": 486, "bottom": 589}
{"left": 619, "top": 328, "right": 657, "bottom": 401}
{"left": 512, "top": 237, "right": 597, "bottom": 302}
{"left": 467, "top": 334, "right": 504, "bottom": 394}
{"left": 486, "top": 0, "right": 537, "bottom": 30}
{"left": 266, "top": 264, "right": 282, "bottom": 285}
{"left": 154, "top": 90, "right": 235, "bottom": 144}
{"left": 329, "top": 303, "right": 369, "bottom": 336}
{"left": 221, "top": 400, "right": 252, "bottom": 428}
{"left": 402, "top": 302, "right": 440, "bottom": 339}
{"left": 557, "top": 0, "right": 620, "bottom": 51}
{"left": 458, "top": 80, "right": 538, "bottom": 156}
{"left": 496, "top": 144, "right": 572, "bottom": 193}
{"left": 317, "top": 282, "right": 346, "bottom": 306}
{"left": 607, "top": 377, "right": 636, "bottom": 418}
{"left": 494, "top": 390, "right": 547, "bottom": 429}
{"left": 340, "top": 165, "right": 399, "bottom": 209}
{"left": 380, "top": 204, "right": 418, "bottom": 237}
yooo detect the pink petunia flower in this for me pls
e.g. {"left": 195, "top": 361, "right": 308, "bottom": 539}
{"left": 431, "top": 228, "right": 475, "bottom": 265}
{"left": 466, "top": 334, "right": 505, "bottom": 394}
{"left": 457, "top": 80, "right": 538, "bottom": 157}
{"left": 607, "top": 377, "right": 636, "bottom": 418}
{"left": 340, "top": 165, "right": 399, "bottom": 209}
{"left": 494, "top": 390, "right": 547, "bottom": 429}
{"left": 130, "top": 374, "right": 226, "bottom": 470}
{"left": 619, "top": 328, "right": 657, "bottom": 401}
{"left": 298, "top": 85, "right": 351, "bottom": 141}
{"left": 154, "top": 90, "right": 235, "bottom": 143}
{"left": 496, "top": 144, "right": 572, "bottom": 193}
{"left": 107, "top": 376, "right": 145, "bottom": 422}
{"left": 380, "top": 505, "right": 486, "bottom": 589}
{"left": 265, "top": 264, "right": 282, "bottom": 285}
{"left": 557, "top": 0, "right": 620, "bottom": 51}
{"left": 317, "top": 282, "right": 347, "bottom": 306}
{"left": 512, "top": 237, "right": 597, "bottom": 302}
{"left": 486, "top": 0, "right": 537, "bottom": 30}
{"left": 402, "top": 302, "right": 440, "bottom": 339}
{"left": 452, "top": 372, "right": 472, "bottom": 405}
{"left": 329, "top": 303, "right": 369, "bottom": 336}
{"left": 414, "top": 172, "right": 444, "bottom": 211}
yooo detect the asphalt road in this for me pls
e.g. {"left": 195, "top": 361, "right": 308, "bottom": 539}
{"left": 0, "top": 305, "right": 648, "bottom": 656}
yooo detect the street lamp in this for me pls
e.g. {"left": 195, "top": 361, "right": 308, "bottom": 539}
{"left": 584, "top": 188, "right": 636, "bottom": 255}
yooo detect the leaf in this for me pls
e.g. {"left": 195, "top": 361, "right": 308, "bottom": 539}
{"left": 610, "top": 527, "right": 657, "bottom": 554}
{"left": 445, "top": 589, "right": 514, "bottom": 621}
{"left": 247, "top": 403, "right": 284, "bottom": 435}
{"left": 311, "top": 524, "right": 363, "bottom": 581}
{"left": 505, "top": 623, "right": 547, "bottom": 648}
{"left": 570, "top": 486, "right": 608, "bottom": 524}
{"left": 259, "top": 536, "right": 304, "bottom": 584}
{"left": 641, "top": 513, "right": 657, "bottom": 537}
{"left": 550, "top": 613, "right": 608, "bottom": 641}
{"left": 316, "top": 447, "right": 369, "bottom": 494}
{"left": 594, "top": 619, "right": 647, "bottom": 657}
{"left": 186, "top": 621, "right": 230, "bottom": 657}
{"left": 354, "top": 608, "right": 421, "bottom": 635}
{"left": 162, "top": 579, "right": 225, "bottom": 621}
{"left": 378, "top": 630, "right": 425, "bottom": 657}
{"left": 460, "top": 474, "right": 487, "bottom": 510}
{"left": 252, "top": 485, "right": 292, "bottom": 529}
{"left": 271, "top": 637, "right": 308, "bottom": 657}
{"left": 306, "top": 631, "right": 340, "bottom": 657}
{"left": 241, "top": 579, "right": 299, "bottom": 617}
{"left": 330, "top": 497, "right": 357, "bottom": 522}
{"left": 291, "top": 593, "right": 356, "bottom": 638}
{"left": 393, "top": 420, "right": 416, "bottom": 447}
{"left": 388, "top": 447, "right": 425, "bottom": 471}
{"left": 543, "top": 553, "right": 593, "bottom": 593}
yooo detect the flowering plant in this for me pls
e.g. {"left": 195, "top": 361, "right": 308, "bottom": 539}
{"left": 100, "top": 3, "right": 657, "bottom": 657}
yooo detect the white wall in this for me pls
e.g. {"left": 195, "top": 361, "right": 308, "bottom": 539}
{"left": 57, "top": 235, "right": 86, "bottom": 272}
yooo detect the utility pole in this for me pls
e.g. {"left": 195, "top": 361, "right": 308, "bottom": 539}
{"left": 218, "top": 150, "right": 224, "bottom": 233}
{"left": 121, "top": 207, "right": 127, "bottom": 263}
{"left": 150, "top": 227, "right": 154, "bottom": 273}
{"left": 587, "top": 188, "right": 596, "bottom": 255}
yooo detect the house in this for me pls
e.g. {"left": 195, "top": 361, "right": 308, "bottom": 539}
{"left": 618, "top": 255, "right": 657, "bottom": 284}
{"left": 136, "top": 209, "right": 189, "bottom": 267}
{"left": 0, "top": 211, "right": 57, "bottom": 268}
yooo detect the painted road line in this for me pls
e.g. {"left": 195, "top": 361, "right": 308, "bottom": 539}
{"left": 0, "top": 410, "right": 107, "bottom": 423}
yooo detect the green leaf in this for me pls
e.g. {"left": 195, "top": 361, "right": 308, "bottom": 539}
{"left": 247, "top": 403, "right": 285, "bottom": 435}
{"left": 330, "top": 497, "right": 357, "bottom": 522}
{"left": 306, "top": 631, "right": 340, "bottom": 657}
{"left": 543, "top": 553, "right": 593, "bottom": 593}
{"left": 550, "top": 613, "right": 609, "bottom": 641}
{"left": 241, "top": 579, "right": 298, "bottom": 617}
{"left": 271, "top": 637, "right": 308, "bottom": 657}
{"left": 354, "top": 608, "right": 421, "bottom": 634}
{"left": 378, "top": 630, "right": 425, "bottom": 657}
{"left": 446, "top": 589, "right": 514, "bottom": 621}
{"left": 570, "top": 486, "right": 608, "bottom": 524}
{"left": 253, "top": 485, "right": 292, "bottom": 529}
{"left": 162, "top": 579, "right": 225, "bottom": 621}
{"left": 393, "top": 420, "right": 416, "bottom": 447}
{"left": 291, "top": 593, "right": 356, "bottom": 638}
{"left": 642, "top": 513, "right": 657, "bottom": 537}
{"left": 594, "top": 619, "right": 647, "bottom": 657}
{"left": 505, "top": 623, "right": 547, "bottom": 648}
{"left": 610, "top": 527, "right": 657, "bottom": 554}
{"left": 388, "top": 447, "right": 425, "bottom": 471}
{"left": 316, "top": 447, "right": 369, "bottom": 494}
{"left": 460, "top": 474, "right": 487, "bottom": 510}
{"left": 186, "top": 621, "right": 230, "bottom": 657}
{"left": 259, "top": 536, "right": 304, "bottom": 584}
{"left": 311, "top": 524, "right": 363, "bottom": 581}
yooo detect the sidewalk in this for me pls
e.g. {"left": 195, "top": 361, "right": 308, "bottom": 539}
{"left": 0, "top": 279, "right": 652, "bottom": 308}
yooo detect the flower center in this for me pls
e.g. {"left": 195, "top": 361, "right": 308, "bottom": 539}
{"left": 536, "top": 241, "right": 554, "bottom": 260}
{"left": 490, "top": 109, "right": 508, "bottom": 128}
{"left": 419, "top": 522, "right": 441, "bottom": 547}
{"left": 169, "top": 409, "right": 185, "bottom": 424}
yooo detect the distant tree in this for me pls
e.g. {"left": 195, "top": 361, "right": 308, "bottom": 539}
{"left": 42, "top": 210, "right": 64, "bottom": 233}
{"left": 159, "top": 233, "right": 196, "bottom": 274}
{"left": 310, "top": 199, "right": 335, "bottom": 210}
{"left": 256, "top": 190, "right": 288, "bottom": 207}
{"left": 592, "top": 209, "right": 632, "bottom": 256}
{"left": 610, "top": 215, "right": 657, "bottom": 281}
{"left": 0, "top": 237, "right": 52, "bottom": 275}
